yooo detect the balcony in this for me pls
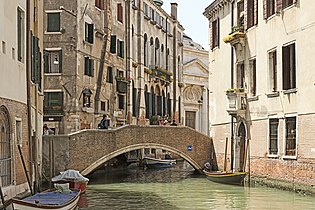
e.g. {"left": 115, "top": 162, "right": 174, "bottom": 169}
{"left": 116, "top": 77, "right": 128, "bottom": 93}
{"left": 226, "top": 88, "right": 247, "bottom": 117}
{"left": 44, "top": 105, "right": 64, "bottom": 116}
{"left": 149, "top": 65, "right": 173, "bottom": 83}
{"left": 223, "top": 25, "right": 246, "bottom": 47}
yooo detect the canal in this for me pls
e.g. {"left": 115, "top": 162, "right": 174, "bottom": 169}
{"left": 77, "top": 161, "right": 314, "bottom": 210}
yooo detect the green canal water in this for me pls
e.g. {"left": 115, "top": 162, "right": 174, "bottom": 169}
{"left": 78, "top": 163, "right": 314, "bottom": 210}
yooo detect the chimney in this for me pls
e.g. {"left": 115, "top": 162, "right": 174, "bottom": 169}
{"left": 171, "top": 3, "right": 178, "bottom": 20}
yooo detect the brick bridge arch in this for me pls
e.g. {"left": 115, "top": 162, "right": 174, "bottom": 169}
{"left": 43, "top": 125, "right": 216, "bottom": 177}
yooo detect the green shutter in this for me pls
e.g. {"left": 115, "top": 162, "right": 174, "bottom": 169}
{"left": 58, "top": 50, "right": 62, "bottom": 73}
{"left": 44, "top": 51, "right": 49, "bottom": 73}
{"left": 91, "top": 59, "right": 94, "bottom": 77}
{"left": 88, "top": 24, "right": 94, "bottom": 44}
{"left": 84, "top": 57, "right": 89, "bottom": 75}
{"left": 110, "top": 35, "right": 117, "bottom": 53}
{"left": 121, "top": 41, "right": 124, "bottom": 58}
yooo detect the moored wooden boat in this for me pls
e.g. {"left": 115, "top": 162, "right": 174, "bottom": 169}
{"left": 204, "top": 170, "right": 247, "bottom": 185}
{"left": 143, "top": 157, "right": 176, "bottom": 169}
{"left": 12, "top": 189, "right": 80, "bottom": 210}
{"left": 52, "top": 169, "right": 89, "bottom": 193}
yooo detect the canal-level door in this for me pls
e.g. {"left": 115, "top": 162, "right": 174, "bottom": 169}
{"left": 234, "top": 122, "right": 246, "bottom": 172}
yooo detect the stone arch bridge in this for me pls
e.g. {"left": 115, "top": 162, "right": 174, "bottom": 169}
{"left": 43, "top": 125, "right": 216, "bottom": 178}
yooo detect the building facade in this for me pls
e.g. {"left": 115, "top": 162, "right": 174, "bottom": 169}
{"left": 0, "top": 0, "right": 44, "bottom": 201}
{"left": 204, "top": 0, "right": 315, "bottom": 186}
{"left": 43, "top": 0, "right": 184, "bottom": 134}
{"left": 181, "top": 35, "right": 209, "bottom": 135}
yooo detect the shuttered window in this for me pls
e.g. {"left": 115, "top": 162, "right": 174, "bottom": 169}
{"left": 84, "top": 57, "right": 94, "bottom": 77}
{"left": 283, "top": 0, "right": 294, "bottom": 9}
{"left": 285, "top": 117, "right": 296, "bottom": 156}
{"left": 117, "top": 3, "right": 123, "bottom": 23}
{"left": 47, "top": 12, "right": 60, "bottom": 32}
{"left": 44, "top": 92, "right": 63, "bottom": 107}
{"left": 282, "top": 43, "right": 296, "bottom": 90}
{"left": 247, "top": 0, "right": 255, "bottom": 28}
{"left": 117, "top": 40, "right": 124, "bottom": 58}
{"left": 85, "top": 23, "right": 94, "bottom": 44}
{"left": 118, "top": 94, "right": 125, "bottom": 109}
{"left": 110, "top": 35, "right": 117, "bottom": 53}
{"left": 269, "top": 119, "right": 279, "bottom": 155}
{"left": 44, "top": 50, "right": 62, "bottom": 73}
{"left": 106, "top": 66, "right": 113, "bottom": 83}
{"left": 31, "top": 34, "right": 42, "bottom": 89}
{"left": 95, "top": 0, "right": 104, "bottom": 10}
{"left": 211, "top": 18, "right": 219, "bottom": 50}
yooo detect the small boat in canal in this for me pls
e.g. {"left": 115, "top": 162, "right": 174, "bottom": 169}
{"left": 203, "top": 170, "right": 247, "bottom": 185}
{"left": 12, "top": 189, "right": 80, "bottom": 210}
{"left": 52, "top": 169, "right": 89, "bottom": 193}
{"left": 143, "top": 157, "right": 176, "bottom": 169}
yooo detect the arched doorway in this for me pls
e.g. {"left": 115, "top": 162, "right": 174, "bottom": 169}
{"left": 0, "top": 105, "right": 12, "bottom": 186}
{"left": 235, "top": 121, "right": 246, "bottom": 172}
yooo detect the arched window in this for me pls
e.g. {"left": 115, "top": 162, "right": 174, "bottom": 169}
{"left": 162, "top": 90, "right": 166, "bottom": 117}
{"left": 132, "top": 81, "right": 137, "bottom": 117}
{"left": 166, "top": 48, "right": 170, "bottom": 70}
{"left": 144, "top": 34, "right": 148, "bottom": 66}
{"left": 144, "top": 85, "right": 149, "bottom": 119}
{"left": 156, "top": 86, "right": 162, "bottom": 116}
{"left": 161, "top": 44, "right": 164, "bottom": 68}
{"left": 0, "top": 106, "right": 12, "bottom": 187}
{"left": 151, "top": 86, "right": 155, "bottom": 116}
{"left": 155, "top": 38, "right": 160, "bottom": 67}
{"left": 167, "top": 93, "right": 171, "bottom": 116}
{"left": 150, "top": 37, "right": 154, "bottom": 67}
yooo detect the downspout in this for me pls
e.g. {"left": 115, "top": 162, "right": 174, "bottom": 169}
{"left": 125, "top": 0, "right": 131, "bottom": 124}
{"left": 230, "top": 1, "right": 235, "bottom": 171}
{"left": 26, "top": 0, "right": 34, "bottom": 194}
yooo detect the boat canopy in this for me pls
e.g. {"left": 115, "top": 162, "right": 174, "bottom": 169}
{"left": 52, "top": 169, "right": 89, "bottom": 182}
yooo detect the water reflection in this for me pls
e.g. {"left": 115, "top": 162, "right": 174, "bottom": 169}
{"left": 79, "top": 162, "right": 314, "bottom": 210}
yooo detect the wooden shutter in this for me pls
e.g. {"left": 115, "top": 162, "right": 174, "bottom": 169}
{"left": 291, "top": 44, "right": 296, "bottom": 89}
{"left": 88, "top": 24, "right": 94, "bottom": 43}
{"left": 44, "top": 51, "right": 49, "bottom": 73}
{"left": 282, "top": 46, "right": 289, "bottom": 90}
{"left": 276, "top": 0, "right": 282, "bottom": 13}
{"left": 209, "top": 19, "right": 212, "bottom": 50}
{"left": 254, "top": 0, "right": 258, "bottom": 25}
{"left": 91, "top": 59, "right": 94, "bottom": 77}
{"left": 217, "top": 18, "right": 220, "bottom": 48}
{"left": 121, "top": 41, "right": 124, "bottom": 58}
{"left": 58, "top": 50, "right": 62, "bottom": 73}
{"left": 263, "top": 0, "right": 267, "bottom": 19}
{"left": 117, "top": 3, "right": 123, "bottom": 23}
{"left": 110, "top": 35, "right": 116, "bottom": 53}
{"left": 84, "top": 57, "right": 89, "bottom": 75}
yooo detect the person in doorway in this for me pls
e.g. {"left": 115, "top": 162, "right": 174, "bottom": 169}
{"left": 43, "top": 124, "right": 54, "bottom": 135}
{"left": 170, "top": 120, "right": 177, "bottom": 126}
{"left": 98, "top": 114, "right": 110, "bottom": 129}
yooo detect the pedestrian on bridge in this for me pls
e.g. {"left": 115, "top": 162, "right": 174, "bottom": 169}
{"left": 98, "top": 114, "right": 110, "bottom": 129}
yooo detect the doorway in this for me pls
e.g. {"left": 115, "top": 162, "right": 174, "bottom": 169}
{"left": 235, "top": 121, "right": 246, "bottom": 172}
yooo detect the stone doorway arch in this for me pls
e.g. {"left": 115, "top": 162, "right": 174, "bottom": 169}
{"left": 235, "top": 121, "right": 246, "bottom": 172}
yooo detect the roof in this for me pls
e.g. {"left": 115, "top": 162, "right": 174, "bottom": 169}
{"left": 183, "top": 34, "right": 206, "bottom": 51}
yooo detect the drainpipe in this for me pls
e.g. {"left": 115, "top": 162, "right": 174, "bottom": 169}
{"left": 230, "top": 1, "right": 235, "bottom": 171}
{"left": 26, "top": 0, "right": 34, "bottom": 194}
{"left": 125, "top": 0, "right": 131, "bottom": 124}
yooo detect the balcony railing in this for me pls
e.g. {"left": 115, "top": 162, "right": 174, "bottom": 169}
{"left": 223, "top": 25, "right": 246, "bottom": 45}
{"left": 226, "top": 88, "right": 247, "bottom": 117}
{"left": 149, "top": 65, "right": 172, "bottom": 82}
{"left": 116, "top": 77, "right": 128, "bottom": 93}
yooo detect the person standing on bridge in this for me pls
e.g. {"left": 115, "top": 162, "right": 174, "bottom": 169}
{"left": 98, "top": 114, "right": 110, "bottom": 129}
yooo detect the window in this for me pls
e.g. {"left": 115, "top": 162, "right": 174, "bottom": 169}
{"left": 132, "top": 0, "right": 139, "bottom": 8}
{"left": 118, "top": 94, "right": 125, "bottom": 109}
{"left": 283, "top": 0, "right": 294, "bottom": 9}
{"left": 106, "top": 66, "right": 113, "bottom": 83}
{"left": 95, "top": 0, "right": 104, "bottom": 10}
{"left": 44, "top": 92, "right": 63, "bottom": 109}
{"left": 110, "top": 35, "right": 117, "bottom": 53}
{"left": 247, "top": 0, "right": 255, "bottom": 28}
{"left": 166, "top": 21, "right": 171, "bottom": 34}
{"left": 268, "top": 50, "right": 277, "bottom": 92}
{"left": 144, "top": 3, "right": 149, "bottom": 16}
{"left": 266, "top": 0, "right": 275, "bottom": 18}
{"left": 100, "top": 100, "right": 107, "bottom": 112}
{"left": 84, "top": 57, "right": 94, "bottom": 77}
{"left": 117, "top": 40, "right": 124, "bottom": 58}
{"left": 44, "top": 50, "right": 62, "bottom": 73}
{"left": 85, "top": 23, "right": 94, "bottom": 44}
{"left": 82, "top": 89, "right": 92, "bottom": 107}
{"left": 31, "top": 34, "right": 42, "bottom": 88}
{"left": 237, "top": 63, "right": 245, "bottom": 88}
{"left": 150, "top": 8, "right": 155, "bottom": 21}
{"left": 0, "top": 106, "right": 12, "bottom": 187}
{"left": 211, "top": 18, "right": 219, "bottom": 50}
{"left": 2, "top": 41, "right": 6, "bottom": 54}
{"left": 117, "top": 3, "right": 123, "bottom": 23}
{"left": 285, "top": 117, "right": 296, "bottom": 156}
{"left": 185, "top": 111, "right": 196, "bottom": 129}
{"left": 282, "top": 43, "right": 296, "bottom": 90}
{"left": 17, "top": 7, "right": 25, "bottom": 62}
{"left": 144, "top": 34, "right": 148, "bottom": 66}
{"left": 47, "top": 12, "right": 60, "bottom": 32}
{"left": 16, "top": 119, "right": 22, "bottom": 145}
{"left": 269, "top": 119, "right": 279, "bottom": 155}
{"left": 250, "top": 59, "right": 256, "bottom": 96}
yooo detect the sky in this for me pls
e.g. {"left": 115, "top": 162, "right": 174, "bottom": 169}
{"left": 162, "top": 0, "right": 213, "bottom": 50}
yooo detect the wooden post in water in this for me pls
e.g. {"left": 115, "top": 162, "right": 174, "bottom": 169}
{"left": 0, "top": 179, "right": 6, "bottom": 210}
{"left": 223, "top": 137, "right": 228, "bottom": 172}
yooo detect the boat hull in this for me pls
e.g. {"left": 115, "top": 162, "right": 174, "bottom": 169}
{"left": 144, "top": 157, "right": 176, "bottom": 169}
{"left": 12, "top": 190, "right": 80, "bottom": 210}
{"left": 204, "top": 171, "right": 247, "bottom": 185}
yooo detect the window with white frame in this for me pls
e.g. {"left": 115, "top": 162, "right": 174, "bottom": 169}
{"left": 282, "top": 43, "right": 296, "bottom": 90}
{"left": 285, "top": 116, "right": 296, "bottom": 156}
{"left": 95, "top": 0, "right": 104, "bottom": 10}
{"left": 17, "top": 7, "right": 25, "bottom": 62}
{"left": 268, "top": 50, "right": 277, "bottom": 92}
{"left": 211, "top": 18, "right": 219, "bottom": 50}
{"left": 283, "top": 0, "right": 294, "bottom": 9}
{"left": 117, "top": 3, "right": 123, "bottom": 23}
{"left": 85, "top": 22, "right": 94, "bottom": 44}
{"left": 269, "top": 118, "right": 279, "bottom": 155}
{"left": 16, "top": 119, "right": 22, "bottom": 145}
{"left": 266, "top": 0, "right": 275, "bottom": 18}
{"left": 84, "top": 57, "right": 94, "bottom": 77}
{"left": 249, "top": 59, "right": 256, "bottom": 96}
{"left": 44, "top": 50, "right": 62, "bottom": 73}
{"left": 47, "top": 12, "right": 60, "bottom": 32}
